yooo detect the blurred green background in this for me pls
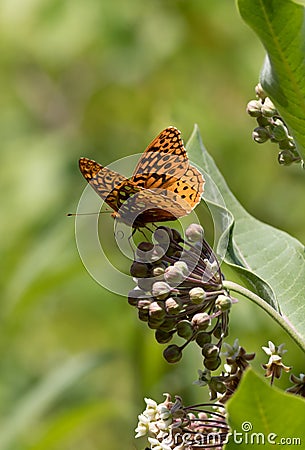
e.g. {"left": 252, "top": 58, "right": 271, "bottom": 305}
{"left": 1, "top": 1, "right": 304, "bottom": 449}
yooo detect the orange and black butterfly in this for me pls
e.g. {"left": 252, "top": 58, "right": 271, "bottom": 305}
{"left": 79, "top": 127, "right": 204, "bottom": 229}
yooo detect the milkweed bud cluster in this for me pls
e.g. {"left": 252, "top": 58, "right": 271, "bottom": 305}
{"left": 247, "top": 84, "right": 302, "bottom": 166}
{"left": 128, "top": 225, "right": 234, "bottom": 370}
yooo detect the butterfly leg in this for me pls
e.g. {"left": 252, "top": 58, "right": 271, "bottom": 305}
{"left": 138, "top": 227, "right": 151, "bottom": 241}
{"left": 126, "top": 228, "right": 138, "bottom": 259}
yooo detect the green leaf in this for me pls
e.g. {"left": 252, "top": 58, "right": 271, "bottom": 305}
{"left": 0, "top": 352, "right": 110, "bottom": 449}
{"left": 187, "top": 125, "right": 305, "bottom": 345}
{"left": 225, "top": 369, "right": 305, "bottom": 449}
{"left": 238, "top": 0, "right": 305, "bottom": 162}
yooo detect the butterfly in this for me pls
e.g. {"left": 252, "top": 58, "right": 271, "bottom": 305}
{"left": 79, "top": 127, "right": 204, "bottom": 229}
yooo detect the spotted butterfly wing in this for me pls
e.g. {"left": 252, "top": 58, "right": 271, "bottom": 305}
{"left": 131, "top": 127, "right": 189, "bottom": 189}
{"left": 117, "top": 187, "right": 193, "bottom": 228}
{"left": 79, "top": 157, "right": 131, "bottom": 213}
{"left": 78, "top": 158, "right": 182, "bottom": 225}
{"left": 79, "top": 127, "right": 204, "bottom": 228}
{"left": 120, "top": 164, "right": 204, "bottom": 227}
{"left": 165, "top": 165, "right": 204, "bottom": 211}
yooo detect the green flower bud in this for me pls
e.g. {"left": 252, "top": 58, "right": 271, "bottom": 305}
{"left": 202, "top": 343, "right": 219, "bottom": 359}
{"left": 163, "top": 344, "right": 183, "bottom": 363}
{"left": 213, "top": 323, "right": 223, "bottom": 339}
{"left": 246, "top": 99, "right": 262, "bottom": 117}
{"left": 279, "top": 138, "right": 296, "bottom": 150}
{"left": 173, "top": 261, "right": 189, "bottom": 277}
{"left": 153, "top": 227, "right": 171, "bottom": 245}
{"left": 278, "top": 150, "right": 295, "bottom": 165}
{"left": 252, "top": 126, "right": 270, "bottom": 143}
{"left": 189, "top": 287, "right": 206, "bottom": 304}
{"left": 137, "top": 277, "right": 154, "bottom": 292}
{"left": 137, "top": 242, "right": 154, "bottom": 252}
{"left": 165, "top": 297, "right": 181, "bottom": 314}
{"left": 204, "top": 356, "right": 221, "bottom": 371}
{"left": 196, "top": 332, "right": 212, "bottom": 347}
{"left": 255, "top": 83, "right": 267, "bottom": 100}
{"left": 138, "top": 309, "right": 149, "bottom": 322}
{"left": 186, "top": 224, "right": 204, "bottom": 242}
{"left": 151, "top": 245, "right": 165, "bottom": 262}
{"left": 159, "top": 318, "right": 176, "bottom": 332}
{"left": 210, "top": 377, "right": 227, "bottom": 394}
{"left": 203, "top": 258, "right": 218, "bottom": 274}
{"left": 257, "top": 115, "right": 271, "bottom": 127}
{"left": 137, "top": 299, "right": 152, "bottom": 309}
{"left": 152, "top": 281, "right": 171, "bottom": 300}
{"left": 164, "top": 266, "right": 184, "bottom": 285}
{"left": 153, "top": 266, "right": 165, "bottom": 277}
{"left": 127, "top": 297, "right": 139, "bottom": 307}
{"left": 154, "top": 226, "right": 173, "bottom": 241}
{"left": 215, "top": 294, "right": 232, "bottom": 311}
{"left": 191, "top": 312, "right": 211, "bottom": 330}
{"left": 130, "top": 261, "right": 150, "bottom": 278}
{"left": 290, "top": 147, "right": 301, "bottom": 158}
{"left": 128, "top": 288, "right": 147, "bottom": 305}
{"left": 272, "top": 121, "right": 289, "bottom": 141}
{"left": 176, "top": 320, "right": 193, "bottom": 339}
{"left": 261, "top": 97, "right": 278, "bottom": 117}
{"left": 149, "top": 301, "right": 165, "bottom": 319}
{"left": 148, "top": 316, "right": 165, "bottom": 329}
{"left": 155, "top": 329, "right": 174, "bottom": 344}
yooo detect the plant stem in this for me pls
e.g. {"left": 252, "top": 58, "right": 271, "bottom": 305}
{"left": 223, "top": 280, "right": 305, "bottom": 354}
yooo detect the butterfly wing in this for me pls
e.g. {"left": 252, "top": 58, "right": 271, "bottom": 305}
{"left": 79, "top": 157, "right": 128, "bottom": 212}
{"left": 131, "top": 127, "right": 189, "bottom": 189}
{"left": 166, "top": 165, "right": 204, "bottom": 211}
{"left": 117, "top": 187, "right": 191, "bottom": 227}
{"left": 79, "top": 127, "right": 204, "bottom": 228}
{"left": 128, "top": 164, "right": 205, "bottom": 225}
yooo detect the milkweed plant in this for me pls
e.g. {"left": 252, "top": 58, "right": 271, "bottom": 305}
{"left": 77, "top": 1, "right": 305, "bottom": 448}
{"left": 130, "top": 1, "right": 305, "bottom": 447}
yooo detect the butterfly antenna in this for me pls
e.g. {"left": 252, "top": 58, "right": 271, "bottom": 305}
{"left": 66, "top": 210, "right": 112, "bottom": 217}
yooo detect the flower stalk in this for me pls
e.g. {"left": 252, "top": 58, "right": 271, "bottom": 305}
{"left": 222, "top": 280, "right": 305, "bottom": 353}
